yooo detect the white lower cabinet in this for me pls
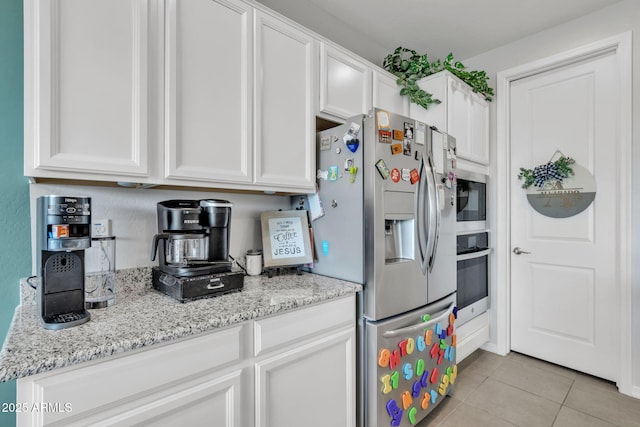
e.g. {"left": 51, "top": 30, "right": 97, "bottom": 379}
{"left": 17, "top": 296, "right": 356, "bottom": 427}
{"left": 255, "top": 329, "right": 355, "bottom": 427}
{"left": 254, "top": 295, "right": 356, "bottom": 427}
{"left": 87, "top": 369, "right": 246, "bottom": 427}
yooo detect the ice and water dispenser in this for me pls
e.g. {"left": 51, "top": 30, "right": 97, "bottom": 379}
{"left": 382, "top": 190, "right": 416, "bottom": 264}
{"left": 384, "top": 219, "right": 414, "bottom": 263}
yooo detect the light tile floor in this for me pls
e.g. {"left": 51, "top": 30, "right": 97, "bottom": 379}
{"left": 417, "top": 350, "right": 640, "bottom": 426}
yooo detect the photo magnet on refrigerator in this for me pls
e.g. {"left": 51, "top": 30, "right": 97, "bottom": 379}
{"left": 415, "top": 122, "right": 426, "bottom": 145}
{"left": 404, "top": 122, "right": 414, "bottom": 139}
{"left": 379, "top": 130, "right": 392, "bottom": 143}
{"left": 343, "top": 122, "right": 361, "bottom": 153}
{"left": 375, "top": 159, "right": 390, "bottom": 179}
{"left": 376, "top": 110, "right": 391, "bottom": 129}
{"left": 328, "top": 166, "right": 339, "bottom": 181}
{"left": 410, "top": 168, "right": 420, "bottom": 184}
{"left": 319, "top": 136, "right": 332, "bottom": 151}
{"left": 403, "top": 139, "right": 412, "bottom": 156}
{"left": 391, "top": 168, "right": 401, "bottom": 183}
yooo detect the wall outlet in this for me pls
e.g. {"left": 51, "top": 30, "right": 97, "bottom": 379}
{"left": 92, "top": 219, "right": 112, "bottom": 237}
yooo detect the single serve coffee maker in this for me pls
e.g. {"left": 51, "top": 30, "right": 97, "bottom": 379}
{"left": 150, "top": 200, "right": 244, "bottom": 301}
{"left": 36, "top": 195, "right": 92, "bottom": 329}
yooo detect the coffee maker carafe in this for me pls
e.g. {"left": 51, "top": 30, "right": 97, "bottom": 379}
{"left": 151, "top": 199, "right": 233, "bottom": 276}
{"left": 36, "top": 195, "right": 92, "bottom": 329}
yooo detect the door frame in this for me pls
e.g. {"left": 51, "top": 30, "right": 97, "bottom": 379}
{"left": 495, "top": 32, "right": 633, "bottom": 395}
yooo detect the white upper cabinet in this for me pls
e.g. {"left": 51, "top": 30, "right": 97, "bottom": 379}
{"left": 372, "top": 70, "right": 409, "bottom": 116}
{"left": 319, "top": 43, "right": 372, "bottom": 119}
{"left": 165, "top": 0, "right": 253, "bottom": 185}
{"left": 253, "top": 11, "right": 316, "bottom": 192}
{"left": 409, "top": 70, "right": 490, "bottom": 165}
{"left": 24, "top": 0, "right": 151, "bottom": 179}
{"left": 25, "top": 0, "right": 317, "bottom": 193}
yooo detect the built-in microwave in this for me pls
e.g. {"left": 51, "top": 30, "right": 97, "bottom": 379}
{"left": 457, "top": 231, "right": 490, "bottom": 325}
{"left": 456, "top": 170, "right": 487, "bottom": 232}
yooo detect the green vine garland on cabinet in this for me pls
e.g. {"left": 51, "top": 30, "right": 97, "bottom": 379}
{"left": 382, "top": 47, "right": 495, "bottom": 110}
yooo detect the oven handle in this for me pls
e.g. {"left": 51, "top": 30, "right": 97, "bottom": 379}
{"left": 457, "top": 248, "right": 492, "bottom": 261}
{"left": 382, "top": 301, "right": 455, "bottom": 338}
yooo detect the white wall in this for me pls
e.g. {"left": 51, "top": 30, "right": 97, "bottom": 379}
{"left": 462, "top": 0, "right": 640, "bottom": 393}
{"left": 255, "top": 0, "right": 389, "bottom": 65}
{"left": 30, "top": 183, "right": 291, "bottom": 273}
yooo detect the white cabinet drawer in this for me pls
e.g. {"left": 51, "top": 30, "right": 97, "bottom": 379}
{"left": 77, "top": 369, "right": 246, "bottom": 427}
{"left": 17, "top": 325, "right": 245, "bottom": 425}
{"left": 254, "top": 295, "right": 354, "bottom": 357}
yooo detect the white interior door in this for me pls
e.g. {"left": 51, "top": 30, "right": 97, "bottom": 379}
{"left": 509, "top": 50, "right": 619, "bottom": 381}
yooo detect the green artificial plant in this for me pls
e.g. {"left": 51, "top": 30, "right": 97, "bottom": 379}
{"left": 382, "top": 47, "right": 494, "bottom": 110}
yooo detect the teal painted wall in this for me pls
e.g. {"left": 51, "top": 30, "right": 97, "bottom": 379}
{"left": 0, "top": 0, "right": 28, "bottom": 425}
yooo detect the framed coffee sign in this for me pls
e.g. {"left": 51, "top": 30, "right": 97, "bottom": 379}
{"left": 260, "top": 210, "right": 313, "bottom": 268}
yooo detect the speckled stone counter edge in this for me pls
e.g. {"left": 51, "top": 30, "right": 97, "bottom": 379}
{"left": 0, "top": 267, "right": 361, "bottom": 382}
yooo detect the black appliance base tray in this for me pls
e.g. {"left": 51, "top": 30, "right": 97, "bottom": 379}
{"left": 152, "top": 268, "right": 244, "bottom": 303}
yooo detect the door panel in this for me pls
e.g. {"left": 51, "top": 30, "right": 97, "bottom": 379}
{"left": 165, "top": 0, "right": 253, "bottom": 183}
{"left": 28, "top": 0, "right": 150, "bottom": 176}
{"left": 529, "top": 263, "right": 595, "bottom": 342}
{"left": 509, "top": 51, "right": 618, "bottom": 381}
{"left": 254, "top": 11, "right": 315, "bottom": 190}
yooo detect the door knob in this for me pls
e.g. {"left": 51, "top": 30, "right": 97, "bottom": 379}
{"left": 512, "top": 247, "right": 531, "bottom": 255}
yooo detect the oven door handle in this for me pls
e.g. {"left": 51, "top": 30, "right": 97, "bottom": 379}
{"left": 457, "top": 248, "right": 492, "bottom": 261}
{"left": 383, "top": 301, "right": 455, "bottom": 338}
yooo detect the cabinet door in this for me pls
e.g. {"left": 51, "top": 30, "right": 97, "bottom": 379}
{"left": 254, "top": 11, "right": 316, "bottom": 192}
{"left": 24, "top": 0, "right": 150, "bottom": 178}
{"left": 165, "top": 0, "right": 253, "bottom": 184}
{"left": 373, "top": 71, "right": 408, "bottom": 116}
{"left": 255, "top": 328, "right": 356, "bottom": 427}
{"left": 96, "top": 370, "right": 246, "bottom": 427}
{"left": 467, "top": 94, "right": 490, "bottom": 164}
{"left": 409, "top": 73, "right": 448, "bottom": 130}
{"left": 447, "top": 79, "right": 472, "bottom": 159}
{"left": 319, "top": 44, "right": 372, "bottom": 119}
{"left": 17, "top": 325, "right": 245, "bottom": 426}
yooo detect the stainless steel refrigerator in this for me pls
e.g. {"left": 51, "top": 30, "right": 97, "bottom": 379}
{"left": 303, "top": 109, "right": 458, "bottom": 427}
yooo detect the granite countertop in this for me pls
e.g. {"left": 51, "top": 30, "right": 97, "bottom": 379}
{"left": 0, "top": 268, "right": 361, "bottom": 383}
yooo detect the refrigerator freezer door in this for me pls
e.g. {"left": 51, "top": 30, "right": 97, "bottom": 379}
{"left": 364, "top": 293, "right": 457, "bottom": 427}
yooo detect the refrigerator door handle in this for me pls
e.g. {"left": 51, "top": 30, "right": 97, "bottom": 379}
{"left": 425, "top": 155, "right": 440, "bottom": 272}
{"left": 416, "top": 160, "right": 429, "bottom": 273}
{"left": 382, "top": 301, "right": 455, "bottom": 338}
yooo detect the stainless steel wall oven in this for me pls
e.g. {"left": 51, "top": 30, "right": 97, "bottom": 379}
{"left": 456, "top": 231, "right": 490, "bottom": 325}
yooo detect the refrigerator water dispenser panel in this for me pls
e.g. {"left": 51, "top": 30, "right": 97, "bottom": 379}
{"left": 385, "top": 219, "right": 415, "bottom": 263}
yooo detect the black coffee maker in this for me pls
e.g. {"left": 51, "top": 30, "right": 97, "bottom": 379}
{"left": 150, "top": 200, "right": 244, "bottom": 301}
{"left": 36, "top": 195, "right": 92, "bottom": 329}
{"left": 151, "top": 199, "right": 233, "bottom": 276}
